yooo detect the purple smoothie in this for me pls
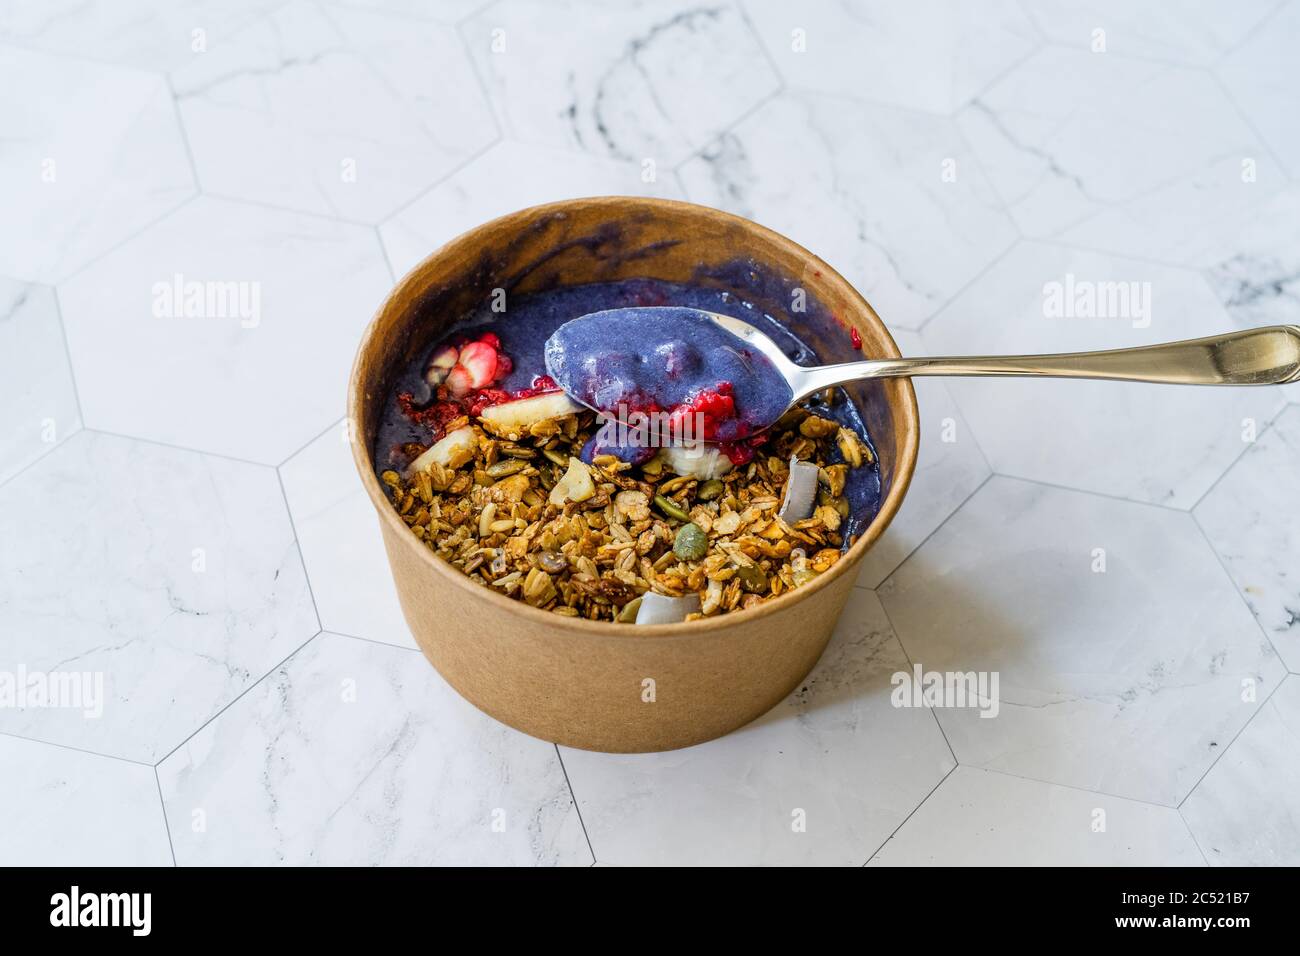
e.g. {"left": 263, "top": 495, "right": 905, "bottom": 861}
{"left": 374, "top": 277, "right": 882, "bottom": 542}
{"left": 543, "top": 306, "right": 793, "bottom": 443}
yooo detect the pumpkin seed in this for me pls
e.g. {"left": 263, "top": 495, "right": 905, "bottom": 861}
{"left": 486, "top": 459, "right": 526, "bottom": 478}
{"left": 673, "top": 523, "right": 708, "bottom": 561}
{"left": 654, "top": 494, "right": 692, "bottom": 522}
{"left": 697, "top": 478, "right": 725, "bottom": 501}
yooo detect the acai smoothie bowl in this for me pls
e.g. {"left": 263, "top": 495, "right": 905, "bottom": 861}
{"left": 348, "top": 197, "right": 918, "bottom": 752}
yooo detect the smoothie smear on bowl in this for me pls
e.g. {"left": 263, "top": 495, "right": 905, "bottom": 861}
{"left": 374, "top": 278, "right": 882, "bottom": 624}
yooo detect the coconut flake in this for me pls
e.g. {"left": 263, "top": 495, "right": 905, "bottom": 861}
{"left": 777, "top": 457, "right": 819, "bottom": 522}
{"left": 635, "top": 591, "right": 701, "bottom": 625}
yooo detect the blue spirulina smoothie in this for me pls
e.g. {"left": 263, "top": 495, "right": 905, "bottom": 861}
{"left": 544, "top": 307, "right": 792, "bottom": 444}
{"left": 375, "top": 277, "right": 882, "bottom": 540}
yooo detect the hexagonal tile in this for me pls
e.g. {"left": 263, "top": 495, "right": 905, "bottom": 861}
{"left": 870, "top": 766, "right": 1204, "bottom": 866}
{"left": 0, "top": 0, "right": 271, "bottom": 73}
{"left": 855, "top": 329, "right": 991, "bottom": 590}
{"left": 1195, "top": 405, "right": 1300, "bottom": 672}
{"left": 921, "top": 241, "right": 1285, "bottom": 508}
{"left": 1024, "top": 0, "right": 1279, "bottom": 66}
{"left": 741, "top": 0, "right": 1038, "bottom": 114}
{"left": 1218, "top": 0, "right": 1300, "bottom": 180}
{"left": 0, "top": 431, "right": 318, "bottom": 763}
{"left": 460, "top": 0, "right": 780, "bottom": 167}
{"left": 0, "top": 736, "right": 172, "bottom": 866}
{"left": 559, "top": 589, "right": 955, "bottom": 865}
{"left": 878, "top": 477, "right": 1284, "bottom": 805}
{"left": 0, "top": 279, "right": 79, "bottom": 483}
{"left": 0, "top": 45, "right": 194, "bottom": 282}
{"left": 157, "top": 633, "right": 592, "bottom": 865}
{"left": 379, "top": 139, "right": 682, "bottom": 278}
{"left": 957, "top": 47, "right": 1269, "bottom": 239}
{"left": 678, "top": 92, "right": 1018, "bottom": 330}
{"left": 279, "top": 419, "right": 414, "bottom": 649}
{"left": 171, "top": 0, "right": 497, "bottom": 223}
{"left": 57, "top": 196, "right": 391, "bottom": 464}
{"left": 1181, "top": 675, "right": 1300, "bottom": 866}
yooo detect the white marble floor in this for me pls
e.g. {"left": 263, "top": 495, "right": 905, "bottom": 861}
{"left": 2, "top": 0, "right": 1298, "bottom": 867}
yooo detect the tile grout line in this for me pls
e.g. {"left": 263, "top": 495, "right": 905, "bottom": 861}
{"left": 862, "top": 763, "right": 958, "bottom": 865}
{"left": 0, "top": 430, "right": 81, "bottom": 493}
{"left": 83, "top": 427, "right": 276, "bottom": 471}
{"left": 277, "top": 471, "right": 325, "bottom": 636}
{"left": 1207, "top": 49, "right": 1296, "bottom": 189}
{"left": 914, "top": 238, "right": 1021, "bottom": 335}
{"left": 151, "top": 631, "right": 324, "bottom": 768}
{"left": 0, "top": 729, "right": 155, "bottom": 769}
{"left": 1185, "top": 411, "right": 1284, "bottom": 515}
{"left": 55, "top": 191, "right": 202, "bottom": 288}
{"left": 1176, "top": 805, "right": 1214, "bottom": 866}
{"left": 669, "top": 85, "right": 784, "bottom": 176}
{"left": 872, "top": 595, "right": 960, "bottom": 769}
{"left": 163, "top": 72, "right": 202, "bottom": 191}
{"left": 154, "top": 766, "right": 178, "bottom": 867}
{"left": 989, "top": 471, "right": 1190, "bottom": 515}
{"left": 866, "top": 471, "right": 994, "bottom": 593}
{"left": 329, "top": 629, "right": 423, "bottom": 653}
{"left": 277, "top": 415, "right": 346, "bottom": 470}
{"left": 1175, "top": 676, "right": 1285, "bottom": 811}
{"left": 734, "top": 1, "right": 788, "bottom": 95}
{"left": 454, "top": 5, "right": 508, "bottom": 142}
{"left": 375, "top": 132, "right": 504, "bottom": 232}
{"left": 1188, "top": 512, "right": 1294, "bottom": 674}
{"left": 553, "top": 745, "right": 598, "bottom": 866}
{"left": 49, "top": 284, "right": 86, "bottom": 432}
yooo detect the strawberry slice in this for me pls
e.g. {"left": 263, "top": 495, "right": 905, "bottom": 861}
{"left": 456, "top": 341, "right": 499, "bottom": 389}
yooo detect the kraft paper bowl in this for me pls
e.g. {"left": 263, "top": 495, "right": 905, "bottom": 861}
{"left": 348, "top": 197, "right": 918, "bottom": 753}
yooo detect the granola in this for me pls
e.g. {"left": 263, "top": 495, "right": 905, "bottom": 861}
{"left": 380, "top": 402, "right": 868, "bottom": 623}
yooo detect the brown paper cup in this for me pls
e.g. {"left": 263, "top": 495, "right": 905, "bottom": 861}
{"left": 348, "top": 197, "right": 918, "bottom": 752}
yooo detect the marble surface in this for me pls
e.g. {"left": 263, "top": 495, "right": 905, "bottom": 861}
{"left": 157, "top": 633, "right": 591, "bottom": 865}
{"left": 561, "top": 589, "right": 954, "bottom": 866}
{"left": 0, "top": 432, "right": 320, "bottom": 763}
{"left": 173, "top": 0, "right": 497, "bottom": 223}
{"left": 279, "top": 419, "right": 416, "bottom": 649}
{"left": 0, "top": 278, "right": 80, "bottom": 484}
{"left": 0, "top": 735, "right": 173, "bottom": 866}
{"left": 878, "top": 478, "right": 1285, "bottom": 807}
{"left": 678, "top": 91, "right": 1018, "bottom": 330}
{"left": 923, "top": 241, "right": 1287, "bottom": 508}
{"left": 870, "top": 766, "right": 1205, "bottom": 866}
{"left": 57, "top": 196, "right": 392, "bottom": 464}
{"left": 3, "top": 0, "right": 1298, "bottom": 866}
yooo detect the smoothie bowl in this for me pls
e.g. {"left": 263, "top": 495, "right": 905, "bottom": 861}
{"left": 348, "top": 197, "right": 918, "bottom": 752}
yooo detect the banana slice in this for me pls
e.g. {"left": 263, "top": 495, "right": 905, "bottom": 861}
{"left": 661, "top": 442, "right": 733, "bottom": 481}
{"left": 479, "top": 391, "right": 581, "bottom": 439}
{"left": 548, "top": 456, "right": 595, "bottom": 506}
{"left": 407, "top": 426, "right": 477, "bottom": 475}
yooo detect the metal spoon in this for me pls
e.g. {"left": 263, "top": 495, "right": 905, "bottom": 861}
{"left": 549, "top": 307, "right": 1300, "bottom": 436}
{"left": 713, "top": 312, "right": 1300, "bottom": 394}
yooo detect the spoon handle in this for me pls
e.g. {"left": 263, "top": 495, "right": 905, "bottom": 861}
{"left": 792, "top": 325, "right": 1300, "bottom": 397}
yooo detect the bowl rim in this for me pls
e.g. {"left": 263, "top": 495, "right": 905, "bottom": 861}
{"left": 347, "top": 196, "right": 919, "bottom": 641}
